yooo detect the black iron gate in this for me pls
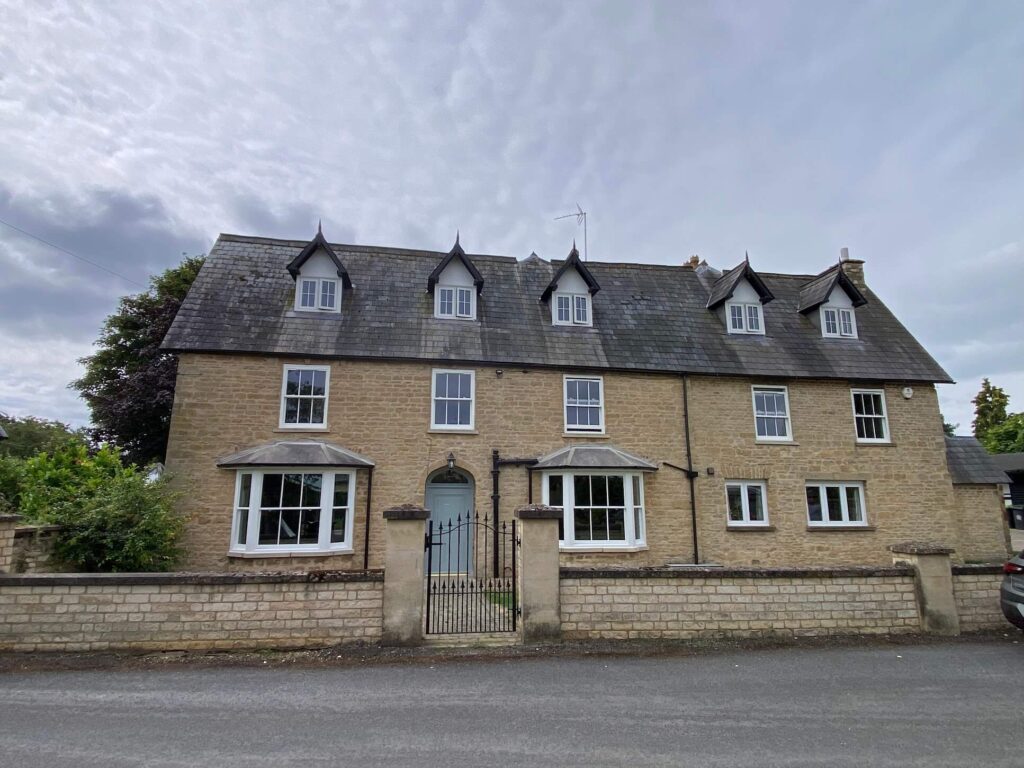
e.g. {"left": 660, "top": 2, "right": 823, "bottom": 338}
{"left": 424, "top": 514, "right": 518, "bottom": 634}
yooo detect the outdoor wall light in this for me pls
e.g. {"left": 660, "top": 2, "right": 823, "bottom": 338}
{"left": 447, "top": 452, "right": 456, "bottom": 472}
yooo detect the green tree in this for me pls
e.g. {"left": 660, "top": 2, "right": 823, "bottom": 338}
{"left": 982, "top": 412, "right": 1024, "bottom": 454}
{"left": 0, "top": 412, "right": 84, "bottom": 459}
{"left": 971, "top": 378, "right": 1009, "bottom": 439}
{"left": 72, "top": 255, "right": 204, "bottom": 466}
{"left": 943, "top": 420, "right": 959, "bottom": 437}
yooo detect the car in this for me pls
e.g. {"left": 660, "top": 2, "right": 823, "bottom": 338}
{"left": 1001, "top": 550, "right": 1024, "bottom": 630}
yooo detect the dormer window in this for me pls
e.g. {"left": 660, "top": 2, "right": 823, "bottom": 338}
{"left": 297, "top": 278, "right": 339, "bottom": 312}
{"left": 821, "top": 306, "right": 857, "bottom": 338}
{"left": 553, "top": 293, "right": 591, "bottom": 326}
{"left": 542, "top": 243, "right": 601, "bottom": 329}
{"left": 436, "top": 285, "right": 475, "bottom": 320}
{"left": 286, "top": 225, "right": 352, "bottom": 315}
{"left": 727, "top": 302, "right": 763, "bottom": 335}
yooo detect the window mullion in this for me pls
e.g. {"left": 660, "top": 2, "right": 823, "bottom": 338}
{"left": 319, "top": 472, "right": 335, "bottom": 551}
{"left": 246, "top": 473, "right": 262, "bottom": 552}
{"left": 565, "top": 474, "right": 576, "bottom": 546}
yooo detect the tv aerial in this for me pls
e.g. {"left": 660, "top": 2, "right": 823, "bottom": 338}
{"left": 555, "top": 204, "right": 588, "bottom": 260}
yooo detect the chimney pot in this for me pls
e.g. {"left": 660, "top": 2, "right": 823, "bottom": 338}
{"left": 840, "top": 247, "right": 850, "bottom": 262}
{"left": 687, "top": 255, "right": 700, "bottom": 268}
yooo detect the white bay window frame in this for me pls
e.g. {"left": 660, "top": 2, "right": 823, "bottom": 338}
{"left": 230, "top": 468, "right": 355, "bottom": 555}
{"left": 543, "top": 471, "right": 647, "bottom": 550}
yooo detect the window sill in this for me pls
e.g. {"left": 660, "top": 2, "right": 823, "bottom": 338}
{"left": 428, "top": 428, "right": 478, "bottom": 435}
{"left": 274, "top": 426, "right": 330, "bottom": 433}
{"left": 560, "top": 545, "right": 648, "bottom": 554}
{"left": 755, "top": 439, "right": 798, "bottom": 446}
{"left": 806, "top": 525, "right": 876, "bottom": 532}
{"left": 563, "top": 432, "right": 609, "bottom": 439}
{"left": 855, "top": 441, "right": 895, "bottom": 447}
{"left": 227, "top": 548, "right": 354, "bottom": 559}
{"left": 727, "top": 525, "right": 776, "bottom": 532}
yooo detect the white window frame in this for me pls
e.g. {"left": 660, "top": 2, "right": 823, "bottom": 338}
{"left": 543, "top": 471, "right": 646, "bottom": 550}
{"left": 851, "top": 389, "right": 890, "bottom": 444}
{"left": 229, "top": 468, "right": 355, "bottom": 555}
{"left": 805, "top": 481, "right": 868, "bottom": 527}
{"left": 725, "top": 480, "right": 769, "bottom": 527}
{"left": 294, "top": 278, "right": 340, "bottom": 313}
{"left": 563, "top": 375, "right": 605, "bottom": 434}
{"left": 279, "top": 364, "right": 330, "bottom": 430}
{"left": 552, "top": 293, "right": 592, "bottom": 327}
{"left": 434, "top": 285, "right": 476, "bottom": 320}
{"left": 430, "top": 369, "right": 476, "bottom": 431}
{"left": 821, "top": 306, "right": 857, "bottom": 338}
{"left": 751, "top": 385, "right": 792, "bottom": 442}
{"left": 726, "top": 302, "right": 765, "bottom": 335}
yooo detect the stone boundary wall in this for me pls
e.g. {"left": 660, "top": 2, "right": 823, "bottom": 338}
{"left": 560, "top": 566, "right": 922, "bottom": 640}
{"left": 11, "top": 525, "right": 62, "bottom": 574}
{"left": 0, "top": 570, "right": 384, "bottom": 652}
{"left": 952, "top": 564, "right": 1006, "bottom": 632}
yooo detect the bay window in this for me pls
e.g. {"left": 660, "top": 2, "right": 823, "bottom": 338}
{"left": 544, "top": 471, "right": 646, "bottom": 549}
{"left": 231, "top": 469, "right": 354, "bottom": 554}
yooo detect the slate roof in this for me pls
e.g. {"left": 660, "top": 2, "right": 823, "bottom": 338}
{"left": 533, "top": 445, "right": 658, "bottom": 471}
{"left": 797, "top": 264, "right": 867, "bottom": 313}
{"left": 162, "top": 233, "right": 952, "bottom": 383}
{"left": 944, "top": 437, "right": 1010, "bottom": 485}
{"left": 990, "top": 452, "right": 1024, "bottom": 475}
{"left": 706, "top": 258, "right": 775, "bottom": 310}
{"left": 216, "top": 440, "right": 375, "bottom": 468}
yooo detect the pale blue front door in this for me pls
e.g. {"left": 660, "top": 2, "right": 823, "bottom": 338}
{"left": 425, "top": 482, "right": 474, "bottom": 574}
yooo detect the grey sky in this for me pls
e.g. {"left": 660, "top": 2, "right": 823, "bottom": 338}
{"left": 1, "top": 0, "right": 1022, "bottom": 432}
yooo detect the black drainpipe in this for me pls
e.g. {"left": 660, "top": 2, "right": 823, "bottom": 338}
{"left": 362, "top": 466, "right": 374, "bottom": 571}
{"left": 682, "top": 374, "right": 699, "bottom": 564}
{"left": 491, "top": 449, "right": 538, "bottom": 574}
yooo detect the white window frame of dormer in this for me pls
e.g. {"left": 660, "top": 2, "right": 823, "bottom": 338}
{"left": 564, "top": 375, "right": 605, "bottom": 434}
{"left": 435, "top": 286, "right": 476, "bottom": 320}
{"left": 552, "top": 293, "right": 592, "bottom": 327}
{"left": 726, "top": 302, "right": 765, "bottom": 335}
{"left": 229, "top": 467, "right": 355, "bottom": 555}
{"left": 821, "top": 306, "right": 857, "bottom": 338}
{"left": 851, "top": 389, "right": 890, "bottom": 444}
{"left": 279, "top": 364, "right": 330, "bottom": 430}
{"left": 430, "top": 369, "right": 476, "bottom": 431}
{"left": 751, "top": 385, "right": 792, "bottom": 442}
{"left": 295, "top": 278, "right": 341, "bottom": 313}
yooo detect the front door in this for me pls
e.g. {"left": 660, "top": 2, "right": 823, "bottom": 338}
{"left": 424, "top": 482, "right": 473, "bottom": 574}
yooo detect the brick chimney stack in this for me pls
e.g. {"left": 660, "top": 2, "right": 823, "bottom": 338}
{"left": 839, "top": 247, "right": 865, "bottom": 286}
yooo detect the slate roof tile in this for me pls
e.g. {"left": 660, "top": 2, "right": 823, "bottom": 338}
{"left": 162, "top": 234, "right": 952, "bottom": 383}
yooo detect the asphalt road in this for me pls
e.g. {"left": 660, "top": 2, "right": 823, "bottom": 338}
{"left": 0, "top": 641, "right": 1021, "bottom": 767}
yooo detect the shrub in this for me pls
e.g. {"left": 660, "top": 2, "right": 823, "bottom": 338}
{"left": 0, "top": 455, "right": 23, "bottom": 513}
{"left": 17, "top": 441, "right": 124, "bottom": 522}
{"left": 49, "top": 473, "right": 185, "bottom": 572}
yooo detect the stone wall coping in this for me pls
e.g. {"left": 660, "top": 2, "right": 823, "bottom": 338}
{"left": 888, "top": 542, "right": 956, "bottom": 555}
{"left": 382, "top": 504, "right": 430, "bottom": 521}
{"left": 560, "top": 564, "right": 914, "bottom": 580}
{"left": 13, "top": 524, "right": 62, "bottom": 537}
{"left": 951, "top": 563, "right": 1005, "bottom": 576}
{"left": 0, "top": 569, "right": 384, "bottom": 588}
{"left": 0, "top": 514, "right": 23, "bottom": 524}
{"left": 515, "top": 504, "right": 562, "bottom": 520}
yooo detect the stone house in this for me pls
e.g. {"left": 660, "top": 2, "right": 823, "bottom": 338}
{"left": 161, "top": 229, "right": 1010, "bottom": 572}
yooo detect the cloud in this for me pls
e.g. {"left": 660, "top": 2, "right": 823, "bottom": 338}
{"left": 0, "top": 0, "right": 1021, "bottom": 433}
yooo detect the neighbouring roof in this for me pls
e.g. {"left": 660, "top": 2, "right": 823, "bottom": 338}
{"left": 216, "top": 440, "right": 375, "bottom": 469}
{"left": 945, "top": 437, "right": 1010, "bottom": 485}
{"left": 706, "top": 258, "right": 775, "bottom": 310}
{"left": 285, "top": 225, "right": 353, "bottom": 288}
{"left": 162, "top": 233, "right": 952, "bottom": 383}
{"left": 532, "top": 445, "right": 658, "bottom": 472}
{"left": 797, "top": 264, "right": 867, "bottom": 313}
{"left": 990, "top": 452, "right": 1024, "bottom": 475}
{"left": 426, "top": 234, "right": 484, "bottom": 294}
{"left": 540, "top": 243, "right": 601, "bottom": 302}
{"left": 0, "top": 425, "right": 7, "bottom": 440}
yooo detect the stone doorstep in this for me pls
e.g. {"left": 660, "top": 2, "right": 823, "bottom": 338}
{"left": 422, "top": 632, "right": 521, "bottom": 648}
